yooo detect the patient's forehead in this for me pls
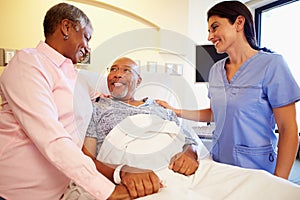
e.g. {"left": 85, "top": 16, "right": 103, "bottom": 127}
{"left": 112, "top": 58, "right": 139, "bottom": 71}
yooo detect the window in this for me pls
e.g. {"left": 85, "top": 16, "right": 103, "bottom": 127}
{"left": 255, "top": 0, "right": 299, "bottom": 83}
{"left": 255, "top": 0, "right": 300, "bottom": 126}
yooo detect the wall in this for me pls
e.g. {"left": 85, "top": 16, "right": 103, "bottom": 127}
{"left": 0, "top": 0, "right": 212, "bottom": 110}
{"left": 1, "top": 0, "right": 46, "bottom": 49}
{"left": 1, "top": 0, "right": 283, "bottom": 112}
{"left": 0, "top": 0, "right": 189, "bottom": 50}
{"left": 1, "top": 0, "right": 148, "bottom": 49}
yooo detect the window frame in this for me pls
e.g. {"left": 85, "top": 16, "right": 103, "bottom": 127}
{"left": 254, "top": 0, "right": 299, "bottom": 46}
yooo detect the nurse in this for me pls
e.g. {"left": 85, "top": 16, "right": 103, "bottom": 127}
{"left": 157, "top": 0, "right": 300, "bottom": 179}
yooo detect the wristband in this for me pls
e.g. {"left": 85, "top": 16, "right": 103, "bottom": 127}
{"left": 113, "top": 164, "right": 125, "bottom": 184}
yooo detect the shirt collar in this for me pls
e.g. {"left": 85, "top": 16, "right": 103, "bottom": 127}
{"left": 36, "top": 41, "right": 73, "bottom": 68}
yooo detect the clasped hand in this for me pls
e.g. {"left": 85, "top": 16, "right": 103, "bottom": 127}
{"left": 108, "top": 166, "right": 161, "bottom": 200}
{"left": 109, "top": 145, "right": 198, "bottom": 199}
{"left": 169, "top": 145, "right": 199, "bottom": 176}
{"left": 120, "top": 166, "right": 161, "bottom": 199}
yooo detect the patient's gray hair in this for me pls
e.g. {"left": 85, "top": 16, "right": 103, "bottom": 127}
{"left": 43, "top": 2, "right": 92, "bottom": 37}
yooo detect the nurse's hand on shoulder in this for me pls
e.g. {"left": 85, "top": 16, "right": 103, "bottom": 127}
{"left": 155, "top": 99, "right": 173, "bottom": 110}
{"left": 120, "top": 166, "right": 162, "bottom": 199}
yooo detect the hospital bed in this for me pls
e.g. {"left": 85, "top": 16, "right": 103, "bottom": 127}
{"left": 96, "top": 113, "right": 300, "bottom": 200}
{"left": 75, "top": 69, "right": 300, "bottom": 200}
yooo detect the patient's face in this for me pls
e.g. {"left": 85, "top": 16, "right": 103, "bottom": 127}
{"left": 107, "top": 58, "right": 141, "bottom": 101}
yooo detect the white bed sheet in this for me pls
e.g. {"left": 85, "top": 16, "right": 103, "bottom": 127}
{"left": 97, "top": 114, "right": 300, "bottom": 200}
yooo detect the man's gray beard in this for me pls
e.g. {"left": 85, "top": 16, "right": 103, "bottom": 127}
{"left": 111, "top": 87, "right": 128, "bottom": 99}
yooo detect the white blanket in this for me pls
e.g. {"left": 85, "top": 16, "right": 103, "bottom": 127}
{"left": 97, "top": 114, "right": 300, "bottom": 200}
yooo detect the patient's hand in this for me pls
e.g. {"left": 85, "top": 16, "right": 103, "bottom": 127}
{"left": 120, "top": 166, "right": 161, "bottom": 199}
{"left": 108, "top": 185, "right": 132, "bottom": 200}
{"left": 169, "top": 145, "right": 199, "bottom": 176}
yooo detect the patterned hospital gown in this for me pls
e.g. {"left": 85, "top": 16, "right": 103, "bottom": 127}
{"left": 86, "top": 97, "right": 197, "bottom": 156}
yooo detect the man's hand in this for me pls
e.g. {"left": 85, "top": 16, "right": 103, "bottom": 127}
{"left": 107, "top": 185, "right": 131, "bottom": 200}
{"left": 169, "top": 145, "right": 199, "bottom": 176}
{"left": 120, "top": 166, "right": 161, "bottom": 199}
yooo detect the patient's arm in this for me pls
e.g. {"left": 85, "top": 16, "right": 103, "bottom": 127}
{"left": 82, "top": 145, "right": 116, "bottom": 181}
{"left": 169, "top": 145, "right": 199, "bottom": 176}
{"left": 82, "top": 139, "right": 161, "bottom": 199}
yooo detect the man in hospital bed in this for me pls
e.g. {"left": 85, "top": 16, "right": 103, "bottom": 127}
{"left": 83, "top": 57, "right": 300, "bottom": 199}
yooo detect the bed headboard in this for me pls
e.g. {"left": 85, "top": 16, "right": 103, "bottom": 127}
{"left": 134, "top": 72, "right": 199, "bottom": 109}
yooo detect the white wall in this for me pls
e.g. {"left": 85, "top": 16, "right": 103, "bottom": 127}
{"left": 0, "top": 0, "right": 189, "bottom": 50}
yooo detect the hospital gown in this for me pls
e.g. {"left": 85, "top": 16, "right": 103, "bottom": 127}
{"left": 86, "top": 97, "right": 197, "bottom": 156}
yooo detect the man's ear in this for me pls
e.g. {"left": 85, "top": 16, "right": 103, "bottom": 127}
{"left": 137, "top": 76, "right": 142, "bottom": 87}
{"left": 235, "top": 15, "right": 245, "bottom": 32}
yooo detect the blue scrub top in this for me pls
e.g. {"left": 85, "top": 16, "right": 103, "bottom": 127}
{"left": 208, "top": 51, "right": 300, "bottom": 173}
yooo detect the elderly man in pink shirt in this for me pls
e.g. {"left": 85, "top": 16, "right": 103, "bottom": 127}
{"left": 0, "top": 3, "right": 158, "bottom": 200}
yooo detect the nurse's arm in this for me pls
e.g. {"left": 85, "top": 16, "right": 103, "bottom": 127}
{"left": 273, "top": 102, "right": 299, "bottom": 179}
{"left": 156, "top": 100, "right": 214, "bottom": 122}
{"left": 176, "top": 108, "right": 213, "bottom": 122}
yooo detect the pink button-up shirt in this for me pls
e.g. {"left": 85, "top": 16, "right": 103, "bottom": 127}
{"left": 0, "top": 41, "right": 115, "bottom": 200}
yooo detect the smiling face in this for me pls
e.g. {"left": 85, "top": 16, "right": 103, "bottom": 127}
{"left": 207, "top": 15, "right": 239, "bottom": 54}
{"left": 43, "top": 3, "right": 93, "bottom": 64}
{"left": 107, "top": 58, "right": 142, "bottom": 101}
{"left": 63, "top": 20, "right": 92, "bottom": 64}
